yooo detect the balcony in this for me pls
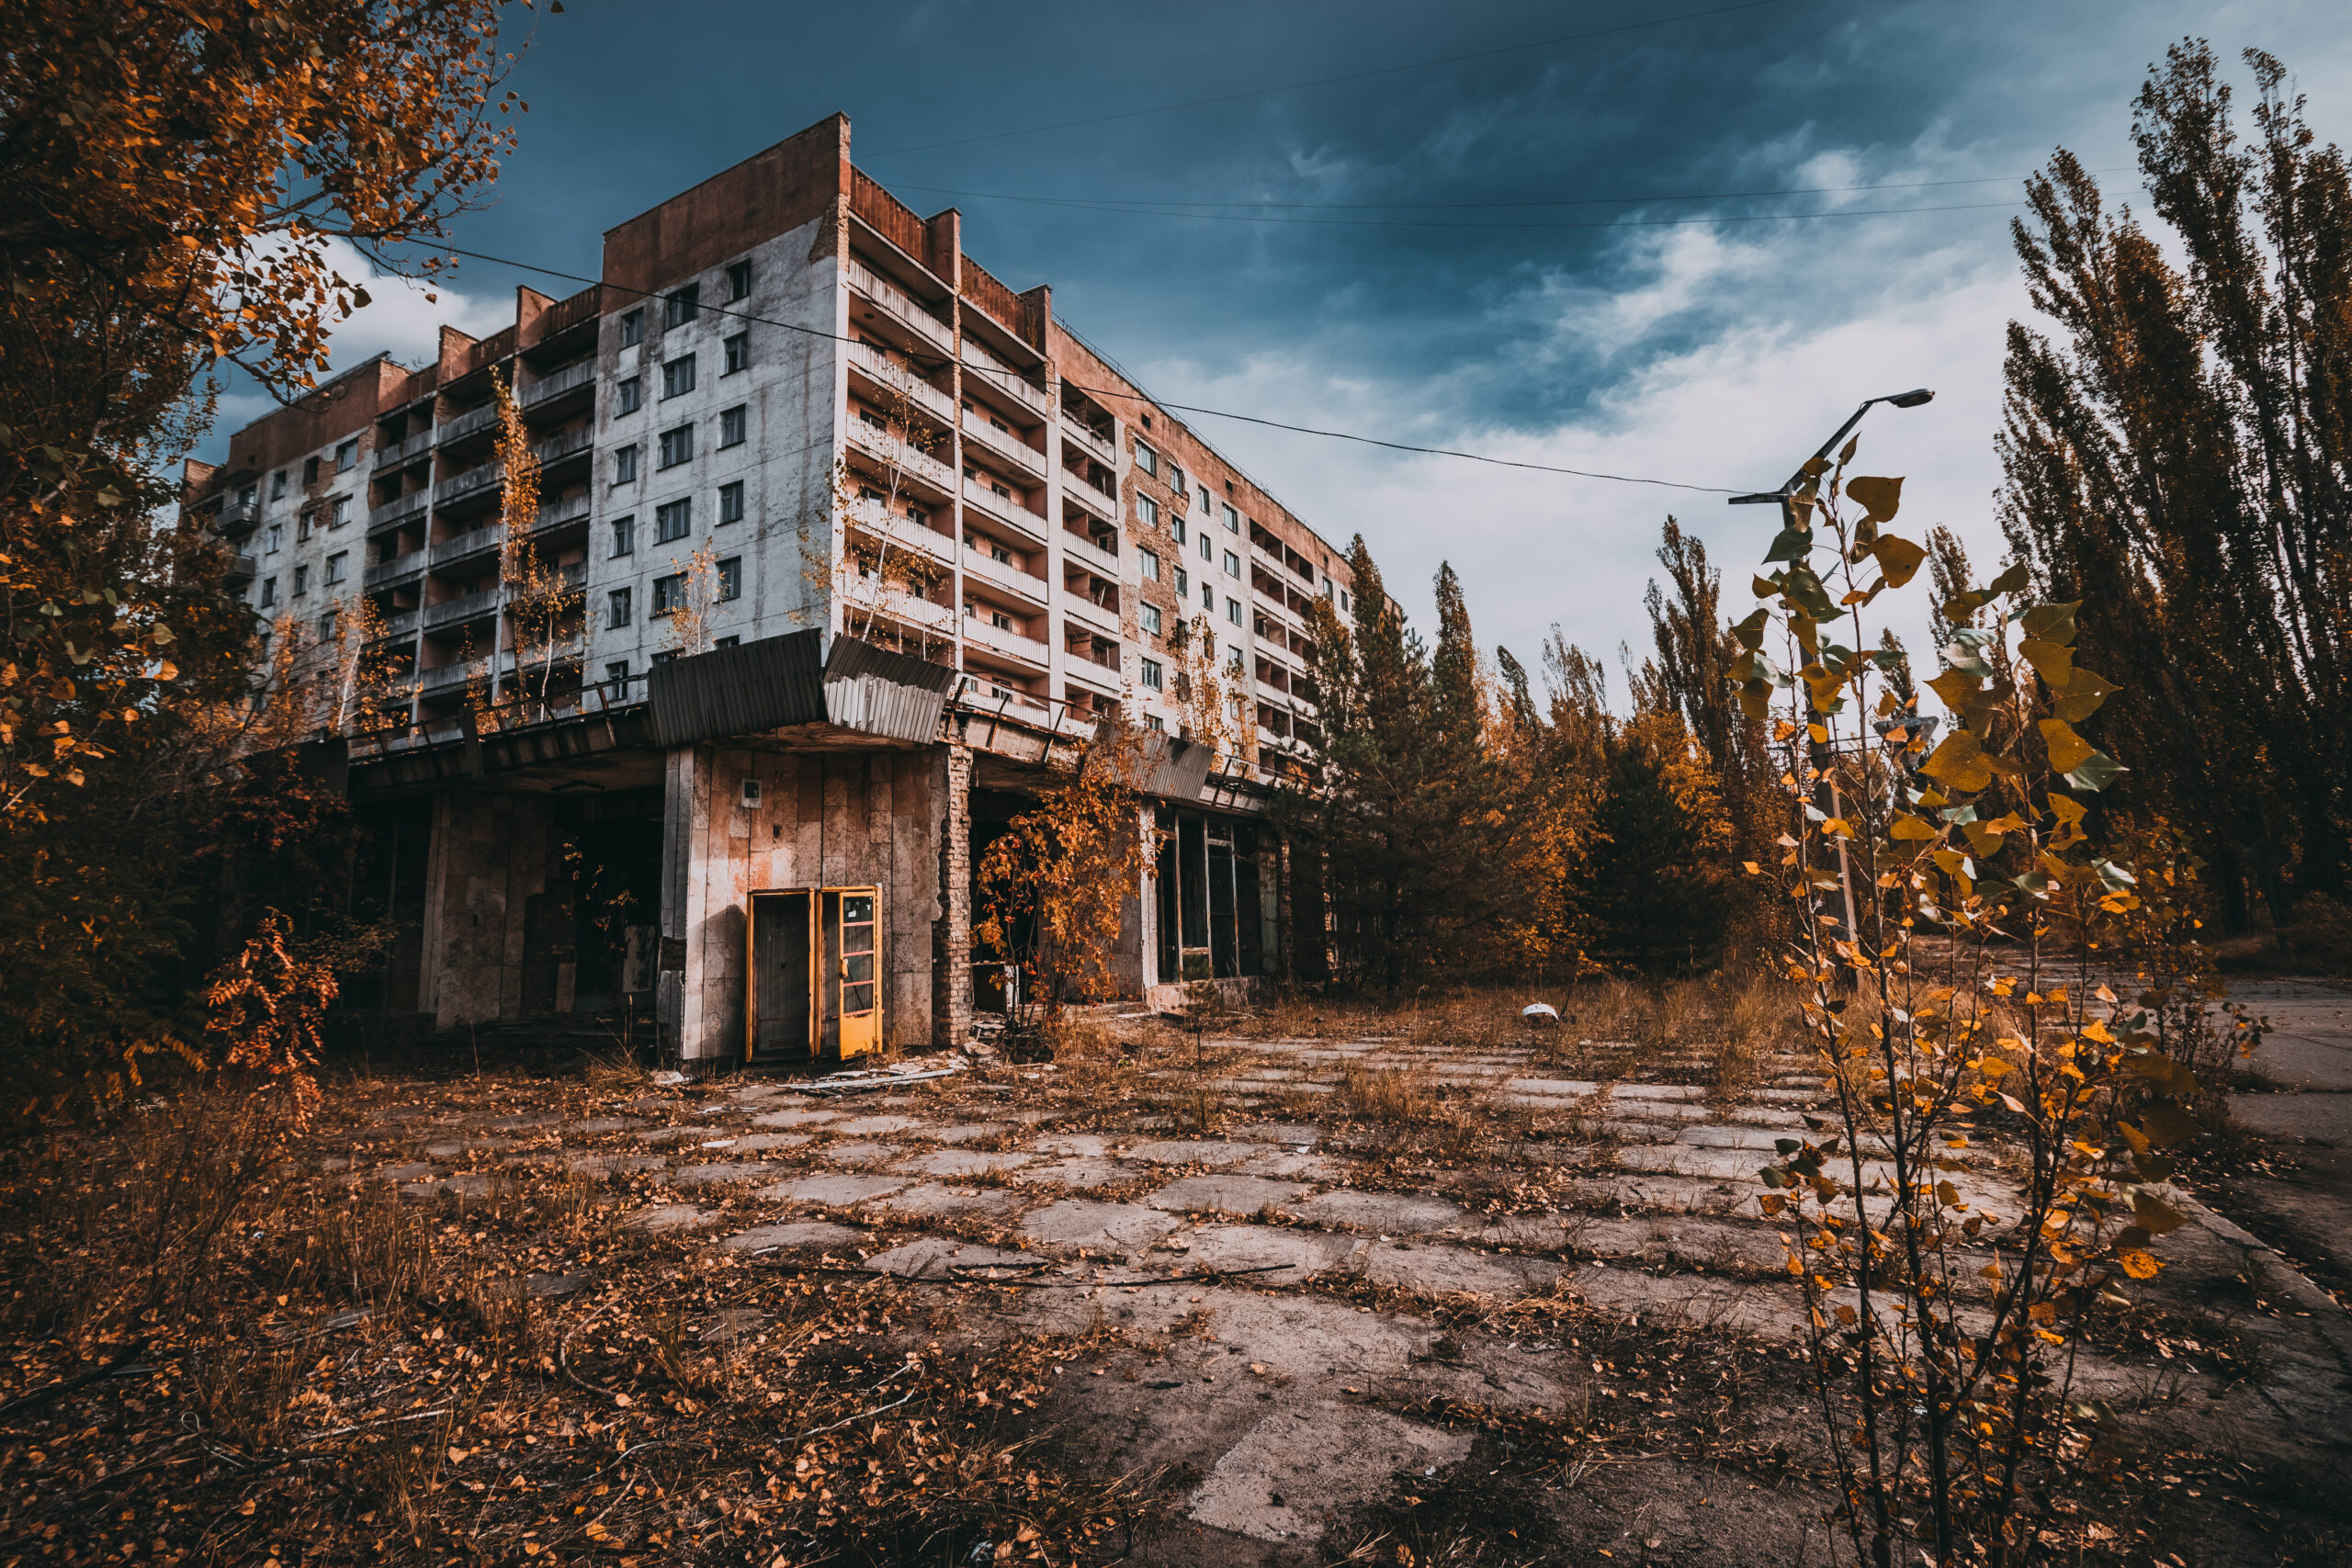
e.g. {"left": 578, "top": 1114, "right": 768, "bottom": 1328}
{"left": 845, "top": 418, "right": 955, "bottom": 495}
{"left": 373, "top": 429, "right": 433, "bottom": 469}
{"left": 847, "top": 258, "right": 955, "bottom": 355}
{"left": 533, "top": 491, "right": 592, "bottom": 532}
{"left": 436, "top": 403, "right": 499, "bottom": 447}
{"left": 1063, "top": 591, "right": 1120, "bottom": 640}
{"left": 364, "top": 551, "right": 425, "bottom": 591}
{"left": 846, "top": 579, "right": 956, "bottom": 638}
{"left": 560, "top": 561, "right": 589, "bottom": 590}
{"left": 520, "top": 358, "right": 595, "bottom": 409}
{"left": 223, "top": 552, "right": 257, "bottom": 584}
{"left": 958, "top": 476, "right": 1047, "bottom": 543}
{"left": 961, "top": 413, "right": 1046, "bottom": 479}
{"left": 435, "top": 461, "right": 503, "bottom": 507}
{"left": 961, "top": 544, "right": 1050, "bottom": 609}
{"left": 961, "top": 339, "right": 1052, "bottom": 420}
{"left": 379, "top": 608, "right": 421, "bottom": 639}
{"left": 1062, "top": 527, "right": 1120, "bottom": 581}
{"left": 214, "top": 500, "right": 260, "bottom": 536}
{"left": 418, "top": 659, "right": 488, "bottom": 694}
{"left": 429, "top": 525, "right": 503, "bottom": 571}
{"left": 850, "top": 503, "right": 956, "bottom": 568}
{"left": 535, "top": 425, "right": 594, "bottom": 467}
{"left": 369, "top": 490, "right": 429, "bottom": 532}
{"left": 847, "top": 342, "right": 956, "bottom": 423}
{"left": 1060, "top": 413, "right": 1114, "bottom": 465}
{"left": 423, "top": 586, "right": 501, "bottom": 629}
{"left": 961, "top": 614, "right": 1050, "bottom": 672}
{"left": 1060, "top": 468, "right": 1117, "bottom": 522}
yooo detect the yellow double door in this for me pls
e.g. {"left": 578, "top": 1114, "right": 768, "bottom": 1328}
{"left": 747, "top": 886, "right": 880, "bottom": 1063}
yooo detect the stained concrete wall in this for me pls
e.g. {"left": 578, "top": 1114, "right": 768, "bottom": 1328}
{"left": 667, "top": 743, "right": 949, "bottom": 1066}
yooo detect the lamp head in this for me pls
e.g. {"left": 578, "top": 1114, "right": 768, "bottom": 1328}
{"left": 1883, "top": 388, "right": 1935, "bottom": 409}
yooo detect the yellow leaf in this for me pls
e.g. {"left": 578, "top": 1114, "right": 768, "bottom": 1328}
{"left": 2132, "top": 1193, "right": 2185, "bottom": 1236}
{"left": 2038, "top": 717, "right": 2094, "bottom": 774}
{"left": 2017, "top": 637, "right": 2075, "bottom": 690}
{"left": 1870, "top": 532, "right": 1927, "bottom": 587}
{"left": 1846, "top": 475, "right": 1904, "bottom": 523}
{"left": 1889, "top": 813, "right": 1937, "bottom": 841}
{"left": 1921, "top": 729, "right": 1993, "bottom": 793}
{"left": 153, "top": 660, "right": 179, "bottom": 681}
{"left": 2117, "top": 1249, "right": 2161, "bottom": 1280}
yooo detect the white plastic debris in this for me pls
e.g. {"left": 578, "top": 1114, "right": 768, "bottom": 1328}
{"left": 1522, "top": 1002, "right": 1561, "bottom": 1025}
{"left": 807, "top": 1055, "right": 973, "bottom": 1095}
{"left": 650, "top": 1069, "right": 688, "bottom": 1086}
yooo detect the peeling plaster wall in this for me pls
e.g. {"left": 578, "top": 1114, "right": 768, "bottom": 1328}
{"left": 669, "top": 744, "right": 947, "bottom": 1066}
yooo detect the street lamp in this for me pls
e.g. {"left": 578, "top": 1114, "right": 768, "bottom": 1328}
{"left": 1730, "top": 389, "right": 1935, "bottom": 948}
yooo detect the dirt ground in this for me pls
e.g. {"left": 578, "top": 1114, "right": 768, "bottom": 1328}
{"left": 4, "top": 986, "right": 2348, "bottom": 1565}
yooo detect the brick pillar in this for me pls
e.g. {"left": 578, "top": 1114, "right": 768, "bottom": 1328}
{"left": 935, "top": 740, "right": 973, "bottom": 1046}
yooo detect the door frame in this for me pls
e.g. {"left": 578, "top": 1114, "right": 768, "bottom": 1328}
{"left": 744, "top": 885, "right": 882, "bottom": 1064}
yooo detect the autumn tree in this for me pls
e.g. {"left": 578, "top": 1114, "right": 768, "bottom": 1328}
{"left": 1999, "top": 41, "right": 2352, "bottom": 930}
{"left": 0, "top": 0, "right": 530, "bottom": 1119}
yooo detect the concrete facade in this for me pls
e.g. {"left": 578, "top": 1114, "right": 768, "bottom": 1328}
{"left": 183, "top": 112, "right": 1362, "bottom": 1067}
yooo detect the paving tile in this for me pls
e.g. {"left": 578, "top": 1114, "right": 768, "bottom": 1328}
{"left": 565, "top": 1153, "right": 667, "bottom": 1177}
{"left": 1145, "top": 1174, "right": 1308, "bottom": 1215}
{"left": 667, "top": 1161, "right": 781, "bottom": 1189}
{"left": 878, "top": 1183, "right": 1022, "bottom": 1220}
{"left": 733, "top": 1132, "right": 813, "bottom": 1153}
{"left": 925, "top": 1122, "right": 1013, "bottom": 1145}
{"left": 1187, "top": 1403, "right": 1471, "bottom": 1543}
{"left": 1171, "top": 1224, "right": 1352, "bottom": 1278}
{"left": 899, "top": 1147, "right": 1034, "bottom": 1179}
{"left": 1020, "top": 1199, "right": 1182, "bottom": 1251}
{"left": 751, "top": 1108, "right": 842, "bottom": 1129}
{"left": 1013, "top": 1157, "right": 1141, "bottom": 1192}
{"left": 1295, "top": 1189, "right": 1464, "bottom": 1235}
{"left": 831, "top": 1114, "right": 928, "bottom": 1137}
{"left": 565, "top": 1117, "right": 647, "bottom": 1135}
{"left": 626, "top": 1202, "right": 715, "bottom": 1232}
{"left": 864, "top": 1237, "right": 1041, "bottom": 1280}
{"left": 721, "top": 1220, "right": 865, "bottom": 1253}
{"left": 759, "top": 1172, "right": 910, "bottom": 1206}
{"left": 820, "top": 1141, "right": 900, "bottom": 1168}
{"left": 1128, "top": 1139, "right": 1265, "bottom": 1167}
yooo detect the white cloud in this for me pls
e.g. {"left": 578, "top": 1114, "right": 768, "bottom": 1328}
{"left": 317, "top": 235, "right": 510, "bottom": 370}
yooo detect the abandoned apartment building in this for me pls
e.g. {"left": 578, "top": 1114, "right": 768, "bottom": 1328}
{"left": 180, "top": 112, "right": 1365, "bottom": 1070}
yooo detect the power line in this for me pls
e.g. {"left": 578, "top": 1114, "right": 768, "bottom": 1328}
{"left": 860, "top": 0, "right": 1804, "bottom": 159}
{"left": 886, "top": 186, "right": 2027, "bottom": 232}
{"left": 430, "top": 242, "right": 1735, "bottom": 493}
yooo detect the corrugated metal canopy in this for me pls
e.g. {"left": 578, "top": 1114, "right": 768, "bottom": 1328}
{"left": 823, "top": 634, "right": 958, "bottom": 744}
{"left": 647, "top": 629, "right": 825, "bottom": 748}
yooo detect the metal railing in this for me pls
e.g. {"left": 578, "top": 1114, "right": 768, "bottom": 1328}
{"left": 423, "top": 587, "right": 500, "bottom": 628}
{"left": 373, "top": 428, "right": 433, "bottom": 469}
{"left": 363, "top": 552, "right": 425, "bottom": 591}
{"left": 435, "top": 461, "right": 503, "bottom": 507}
{"left": 368, "top": 490, "right": 429, "bottom": 532}
{"left": 436, "top": 403, "right": 498, "bottom": 446}
{"left": 520, "top": 358, "right": 595, "bottom": 408}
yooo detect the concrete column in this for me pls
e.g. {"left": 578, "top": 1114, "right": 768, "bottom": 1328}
{"left": 659, "top": 745, "right": 707, "bottom": 1066}
{"left": 1275, "top": 831, "right": 1295, "bottom": 987}
{"left": 934, "top": 740, "right": 972, "bottom": 1045}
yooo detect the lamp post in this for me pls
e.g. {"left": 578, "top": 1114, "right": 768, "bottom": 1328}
{"left": 1730, "top": 390, "right": 1935, "bottom": 947}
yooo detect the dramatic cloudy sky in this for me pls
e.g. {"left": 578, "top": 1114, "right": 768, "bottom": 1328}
{"left": 217, "top": 0, "right": 2352, "bottom": 703}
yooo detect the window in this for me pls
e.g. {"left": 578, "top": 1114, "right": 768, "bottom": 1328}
{"left": 335, "top": 440, "right": 356, "bottom": 470}
{"left": 1141, "top": 603, "right": 1162, "bottom": 637}
{"left": 270, "top": 471, "right": 287, "bottom": 501}
{"left": 657, "top": 424, "right": 693, "bottom": 468}
{"left": 718, "top": 480, "right": 744, "bottom": 525}
{"left": 1199, "top": 532, "right": 1212, "bottom": 561}
{"left": 1172, "top": 514, "right": 1187, "bottom": 546}
{"left": 605, "top": 660, "right": 629, "bottom": 686}
{"left": 616, "top": 377, "right": 642, "bottom": 415}
{"left": 292, "top": 564, "right": 310, "bottom": 597}
{"left": 989, "top": 540, "right": 1012, "bottom": 563}
{"left": 319, "top": 610, "right": 337, "bottom": 640}
{"left": 1147, "top": 713, "right": 1165, "bottom": 732}
{"left": 655, "top": 497, "right": 691, "bottom": 543}
{"left": 908, "top": 504, "right": 930, "bottom": 528}
{"left": 1169, "top": 465, "right": 1187, "bottom": 495}
{"left": 663, "top": 284, "right": 699, "bottom": 330}
{"left": 1138, "top": 548, "right": 1159, "bottom": 581}
{"left": 717, "top": 557, "right": 741, "bottom": 600}
{"left": 614, "top": 445, "right": 639, "bottom": 484}
{"left": 651, "top": 572, "right": 685, "bottom": 615}
{"left": 651, "top": 650, "right": 676, "bottom": 666}
{"left": 260, "top": 577, "right": 277, "bottom": 607}
{"left": 610, "top": 515, "right": 635, "bottom": 557}
{"left": 607, "top": 587, "right": 632, "bottom": 627}
{"left": 719, "top": 405, "right": 746, "bottom": 447}
{"left": 303, "top": 457, "right": 320, "bottom": 485}
{"left": 265, "top": 523, "right": 283, "bottom": 555}
{"left": 1201, "top": 581, "right": 1214, "bottom": 609}
{"left": 1223, "top": 549, "right": 1240, "bottom": 577}
{"left": 238, "top": 484, "right": 257, "bottom": 508}
{"left": 1340, "top": 589, "right": 1351, "bottom": 612}
{"left": 1226, "top": 596, "right": 1242, "bottom": 626}
{"left": 1137, "top": 494, "right": 1159, "bottom": 528}
{"left": 990, "top": 609, "right": 1013, "bottom": 631}
{"left": 726, "top": 260, "right": 752, "bottom": 301}
{"left": 1224, "top": 503, "right": 1239, "bottom": 532}
{"left": 1175, "top": 567, "right": 1188, "bottom": 597}
{"left": 723, "top": 333, "right": 748, "bottom": 374}
{"left": 621, "top": 310, "right": 643, "bottom": 347}
{"left": 325, "top": 551, "right": 347, "bottom": 586}
{"left": 661, "top": 355, "right": 695, "bottom": 399}
{"left": 1140, "top": 658, "right": 1164, "bottom": 692}
{"left": 1136, "top": 441, "right": 1158, "bottom": 476}
{"left": 330, "top": 495, "right": 349, "bottom": 527}
{"left": 715, "top": 635, "right": 741, "bottom": 649}
{"left": 1199, "top": 488, "right": 1211, "bottom": 514}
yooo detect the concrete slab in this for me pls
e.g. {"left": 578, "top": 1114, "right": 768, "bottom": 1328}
{"left": 667, "top": 1161, "right": 779, "bottom": 1188}
{"left": 1020, "top": 1199, "right": 1183, "bottom": 1251}
{"left": 1295, "top": 1189, "right": 1465, "bottom": 1235}
{"left": 1031, "top": 1134, "right": 1114, "bottom": 1158}
{"left": 925, "top": 1122, "right": 1014, "bottom": 1144}
{"left": 626, "top": 1203, "right": 715, "bottom": 1233}
{"left": 733, "top": 1132, "right": 814, "bottom": 1153}
{"left": 751, "top": 1108, "right": 841, "bottom": 1129}
{"left": 1187, "top": 1402, "right": 1470, "bottom": 1543}
{"left": 879, "top": 1183, "right": 1022, "bottom": 1220}
{"left": 721, "top": 1220, "right": 865, "bottom": 1253}
{"left": 1236, "top": 1151, "right": 1341, "bottom": 1181}
{"left": 831, "top": 1114, "right": 927, "bottom": 1137}
{"left": 1128, "top": 1140, "right": 1265, "bottom": 1167}
{"left": 565, "top": 1153, "right": 667, "bottom": 1177}
{"left": 758, "top": 1173, "right": 910, "bottom": 1206}
{"left": 820, "top": 1141, "right": 901, "bottom": 1168}
{"left": 865, "top": 1237, "right": 1041, "bottom": 1280}
{"left": 566, "top": 1117, "right": 647, "bottom": 1135}
{"left": 2230, "top": 1091, "right": 2350, "bottom": 1145}
{"left": 899, "top": 1147, "right": 1035, "bottom": 1179}
{"left": 1014, "top": 1158, "right": 1141, "bottom": 1192}
{"left": 1175, "top": 1224, "right": 1353, "bottom": 1278}
{"left": 1145, "top": 1174, "right": 1308, "bottom": 1215}
{"left": 1361, "top": 1243, "right": 1558, "bottom": 1298}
